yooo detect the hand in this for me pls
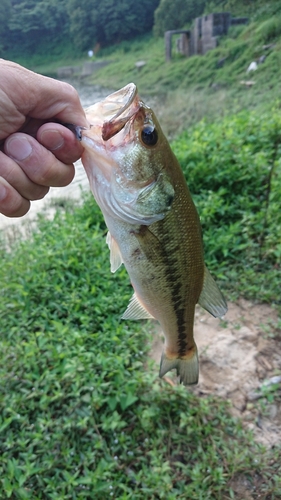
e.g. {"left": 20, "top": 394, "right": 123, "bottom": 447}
{"left": 0, "top": 59, "right": 88, "bottom": 217}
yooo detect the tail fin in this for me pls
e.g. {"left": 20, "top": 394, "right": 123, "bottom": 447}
{"left": 159, "top": 347, "right": 199, "bottom": 386}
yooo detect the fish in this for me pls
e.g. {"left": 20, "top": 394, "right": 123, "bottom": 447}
{"left": 74, "top": 83, "right": 227, "bottom": 385}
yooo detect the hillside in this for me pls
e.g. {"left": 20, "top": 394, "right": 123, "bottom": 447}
{"left": 22, "top": 0, "right": 268, "bottom": 138}
{"left": 80, "top": 16, "right": 281, "bottom": 136}
{"left": 6, "top": 1, "right": 281, "bottom": 139}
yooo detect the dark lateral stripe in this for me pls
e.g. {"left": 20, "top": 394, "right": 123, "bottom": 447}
{"left": 165, "top": 257, "right": 189, "bottom": 357}
{"left": 148, "top": 224, "right": 193, "bottom": 358}
{"left": 175, "top": 306, "right": 188, "bottom": 356}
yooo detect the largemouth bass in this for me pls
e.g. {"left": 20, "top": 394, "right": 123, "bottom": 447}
{"left": 75, "top": 83, "right": 227, "bottom": 385}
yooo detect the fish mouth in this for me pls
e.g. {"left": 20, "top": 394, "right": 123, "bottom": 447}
{"left": 67, "top": 83, "right": 140, "bottom": 147}
{"left": 101, "top": 83, "right": 139, "bottom": 141}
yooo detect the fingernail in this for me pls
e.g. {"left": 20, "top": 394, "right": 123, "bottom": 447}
{"left": 6, "top": 136, "right": 33, "bottom": 161}
{"left": 41, "top": 130, "right": 64, "bottom": 151}
{"left": 0, "top": 181, "right": 7, "bottom": 201}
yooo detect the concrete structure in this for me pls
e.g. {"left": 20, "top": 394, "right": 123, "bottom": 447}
{"left": 165, "top": 12, "right": 248, "bottom": 61}
{"left": 165, "top": 30, "right": 190, "bottom": 61}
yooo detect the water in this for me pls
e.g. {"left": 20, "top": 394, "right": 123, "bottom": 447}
{"left": 0, "top": 81, "right": 111, "bottom": 235}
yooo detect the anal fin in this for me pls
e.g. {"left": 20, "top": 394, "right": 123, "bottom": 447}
{"left": 198, "top": 266, "right": 228, "bottom": 318}
{"left": 122, "top": 293, "right": 155, "bottom": 320}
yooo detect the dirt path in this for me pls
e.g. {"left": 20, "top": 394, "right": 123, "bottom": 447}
{"left": 150, "top": 299, "right": 281, "bottom": 449}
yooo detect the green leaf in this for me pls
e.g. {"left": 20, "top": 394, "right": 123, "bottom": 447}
{"left": 119, "top": 393, "right": 138, "bottom": 411}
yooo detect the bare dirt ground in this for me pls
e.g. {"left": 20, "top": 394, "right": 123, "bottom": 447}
{"left": 150, "top": 299, "right": 281, "bottom": 449}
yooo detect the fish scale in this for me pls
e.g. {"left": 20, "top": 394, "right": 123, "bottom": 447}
{"left": 145, "top": 181, "right": 204, "bottom": 358}
{"left": 76, "top": 83, "right": 227, "bottom": 385}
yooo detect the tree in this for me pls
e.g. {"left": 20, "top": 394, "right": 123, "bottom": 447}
{"left": 153, "top": 0, "right": 206, "bottom": 37}
{"left": 96, "top": 0, "right": 160, "bottom": 45}
{"left": 68, "top": 0, "right": 160, "bottom": 51}
{"left": 4, "top": 0, "right": 70, "bottom": 53}
{"left": 67, "top": 0, "right": 95, "bottom": 51}
{"left": 2, "top": 0, "right": 161, "bottom": 57}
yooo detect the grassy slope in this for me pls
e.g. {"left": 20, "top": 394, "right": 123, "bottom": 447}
{"left": 80, "top": 15, "right": 281, "bottom": 136}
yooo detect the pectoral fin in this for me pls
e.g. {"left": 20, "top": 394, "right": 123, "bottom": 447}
{"left": 198, "top": 266, "right": 228, "bottom": 318}
{"left": 122, "top": 293, "right": 155, "bottom": 320}
{"left": 106, "top": 232, "right": 123, "bottom": 273}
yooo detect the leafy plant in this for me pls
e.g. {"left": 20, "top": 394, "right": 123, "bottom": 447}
{"left": 255, "top": 15, "right": 281, "bottom": 43}
{"left": 172, "top": 108, "right": 281, "bottom": 303}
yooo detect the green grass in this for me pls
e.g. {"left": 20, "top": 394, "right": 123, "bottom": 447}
{"left": 1, "top": 106, "right": 281, "bottom": 498}
{"left": 4, "top": 36, "right": 84, "bottom": 77}
{"left": 0, "top": 199, "right": 280, "bottom": 499}
{"left": 88, "top": 18, "right": 281, "bottom": 92}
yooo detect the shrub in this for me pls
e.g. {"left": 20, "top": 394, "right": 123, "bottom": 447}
{"left": 153, "top": 0, "right": 206, "bottom": 37}
{"left": 172, "top": 108, "right": 281, "bottom": 302}
{"left": 255, "top": 15, "right": 281, "bottom": 43}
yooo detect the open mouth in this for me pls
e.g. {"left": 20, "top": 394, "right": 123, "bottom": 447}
{"left": 101, "top": 83, "right": 139, "bottom": 141}
{"left": 64, "top": 83, "right": 139, "bottom": 144}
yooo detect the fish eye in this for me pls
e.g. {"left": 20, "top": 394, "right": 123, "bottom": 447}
{"left": 141, "top": 125, "right": 158, "bottom": 147}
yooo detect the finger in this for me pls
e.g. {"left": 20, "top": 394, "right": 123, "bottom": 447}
{"left": 37, "top": 122, "right": 84, "bottom": 164}
{"left": 0, "top": 150, "right": 49, "bottom": 201}
{"left": 2, "top": 61, "right": 88, "bottom": 127}
{"left": 4, "top": 133, "right": 75, "bottom": 188}
{"left": 32, "top": 79, "right": 89, "bottom": 127}
{"left": 0, "top": 175, "right": 30, "bottom": 217}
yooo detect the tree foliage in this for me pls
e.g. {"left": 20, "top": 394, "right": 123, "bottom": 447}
{"left": 0, "top": 0, "right": 12, "bottom": 34}
{"left": 153, "top": 0, "right": 206, "bottom": 37}
{"left": 0, "top": 0, "right": 12, "bottom": 50}
{"left": 1, "top": 0, "right": 160, "bottom": 56}
{"left": 68, "top": 0, "right": 160, "bottom": 51}
{"left": 8, "top": 0, "right": 68, "bottom": 34}
{"left": 66, "top": 0, "right": 95, "bottom": 52}
{"left": 2, "top": 0, "right": 69, "bottom": 54}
